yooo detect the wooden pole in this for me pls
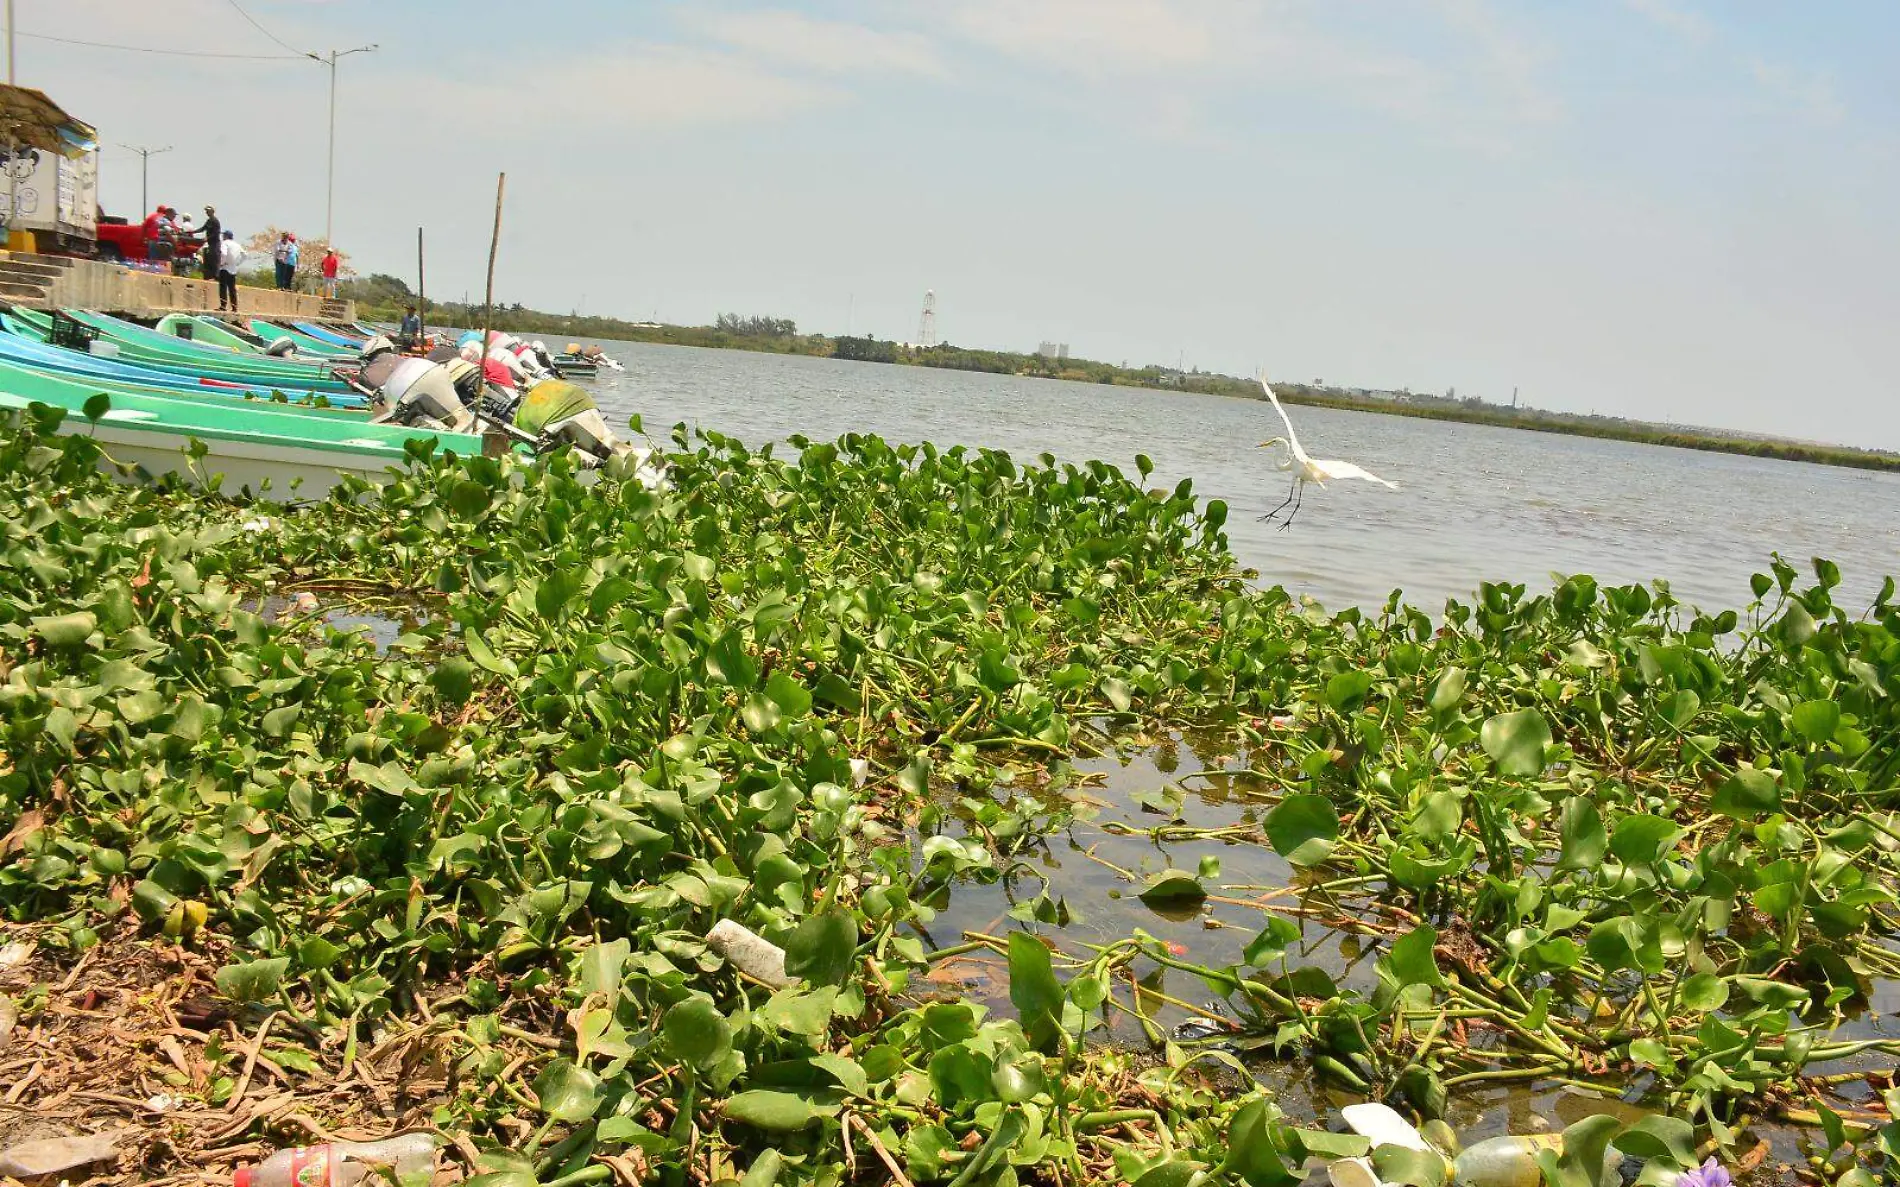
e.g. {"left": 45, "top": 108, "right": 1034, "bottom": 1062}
{"left": 480, "top": 174, "right": 504, "bottom": 362}
{"left": 415, "top": 225, "right": 426, "bottom": 344}
{"left": 475, "top": 173, "right": 506, "bottom": 444}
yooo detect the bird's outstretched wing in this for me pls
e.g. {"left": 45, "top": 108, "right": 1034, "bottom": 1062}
{"left": 1311, "top": 457, "right": 1398, "bottom": 489}
{"left": 1258, "top": 374, "right": 1306, "bottom": 459}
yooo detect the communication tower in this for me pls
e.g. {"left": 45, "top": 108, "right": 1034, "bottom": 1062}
{"left": 917, "top": 290, "right": 937, "bottom": 347}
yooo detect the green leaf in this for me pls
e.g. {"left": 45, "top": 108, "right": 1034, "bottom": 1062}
{"left": 1790, "top": 699, "right": 1841, "bottom": 745}
{"left": 577, "top": 938, "right": 630, "bottom": 998}
{"left": 1371, "top": 1146, "right": 1447, "bottom": 1187}
{"left": 1679, "top": 972, "right": 1728, "bottom": 1012}
{"left": 1480, "top": 709, "right": 1551, "bottom": 777}
{"left": 1136, "top": 869, "right": 1207, "bottom": 906}
{"left": 43, "top": 706, "right": 77, "bottom": 751}
{"left": 1325, "top": 670, "right": 1374, "bottom": 712}
{"left": 1427, "top": 667, "right": 1466, "bottom": 716}
{"left": 784, "top": 911, "right": 858, "bottom": 987}
{"left": 296, "top": 936, "right": 345, "bottom": 970}
{"left": 447, "top": 479, "right": 491, "bottom": 517}
{"left": 740, "top": 1149, "right": 784, "bottom": 1187}
{"left": 1711, "top": 766, "right": 1782, "bottom": 819}
{"left": 431, "top": 657, "right": 475, "bottom": 706}
{"left": 1008, "top": 930, "right": 1065, "bottom": 1054}
{"left": 722, "top": 1089, "right": 838, "bottom": 1131}
{"left": 1265, "top": 794, "right": 1338, "bottom": 866}
{"left": 532, "top": 1059, "right": 602, "bottom": 1122}
{"left": 1242, "top": 917, "right": 1301, "bottom": 967}
{"left": 1100, "top": 676, "right": 1133, "bottom": 713}
{"left": 1608, "top": 813, "right": 1683, "bottom": 868}
{"left": 31, "top": 612, "right": 96, "bottom": 647}
{"left": 1222, "top": 1097, "right": 1301, "bottom": 1187}
{"left": 1385, "top": 924, "right": 1444, "bottom": 989}
{"left": 1535, "top": 1115, "right": 1622, "bottom": 1187}
{"left": 262, "top": 703, "right": 302, "bottom": 738}
{"left": 664, "top": 996, "right": 734, "bottom": 1070}
{"left": 214, "top": 957, "right": 290, "bottom": 1003}
{"left": 764, "top": 670, "right": 813, "bottom": 717}
{"left": 82, "top": 392, "right": 112, "bottom": 422}
{"left": 742, "top": 693, "right": 783, "bottom": 734}
{"left": 1555, "top": 796, "right": 1607, "bottom": 871}
{"left": 1611, "top": 1115, "right": 1695, "bottom": 1167}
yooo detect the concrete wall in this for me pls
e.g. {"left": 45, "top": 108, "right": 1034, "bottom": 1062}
{"left": 8, "top": 255, "right": 355, "bottom": 323}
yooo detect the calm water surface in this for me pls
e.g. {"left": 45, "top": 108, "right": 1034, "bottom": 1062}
{"left": 586, "top": 342, "right": 1900, "bottom": 611}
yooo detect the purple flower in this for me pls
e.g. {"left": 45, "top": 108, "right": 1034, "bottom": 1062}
{"left": 1676, "top": 1159, "right": 1731, "bottom": 1187}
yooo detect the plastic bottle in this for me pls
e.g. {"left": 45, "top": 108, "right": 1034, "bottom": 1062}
{"left": 232, "top": 1134, "right": 437, "bottom": 1187}
{"left": 1450, "top": 1134, "right": 1566, "bottom": 1187}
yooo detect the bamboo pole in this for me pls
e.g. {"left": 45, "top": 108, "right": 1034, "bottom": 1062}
{"left": 476, "top": 174, "right": 506, "bottom": 448}
{"left": 416, "top": 226, "right": 426, "bottom": 344}
{"left": 480, "top": 174, "right": 504, "bottom": 362}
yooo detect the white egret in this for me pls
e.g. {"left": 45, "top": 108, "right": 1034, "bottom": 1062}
{"left": 1256, "top": 374, "right": 1397, "bottom": 526}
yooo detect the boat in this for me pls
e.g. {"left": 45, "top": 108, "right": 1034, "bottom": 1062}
{"left": 289, "top": 321, "right": 366, "bottom": 349}
{"left": 550, "top": 354, "right": 599, "bottom": 379}
{"left": 0, "top": 359, "right": 483, "bottom": 500}
{"left": 7, "top": 308, "right": 359, "bottom": 391}
{"left": 0, "top": 325, "right": 368, "bottom": 408}
{"left": 247, "top": 319, "right": 356, "bottom": 358}
{"left": 154, "top": 313, "right": 265, "bottom": 354}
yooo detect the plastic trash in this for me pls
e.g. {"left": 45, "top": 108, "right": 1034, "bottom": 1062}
{"left": 1329, "top": 1157, "right": 1382, "bottom": 1187}
{"left": 706, "top": 919, "right": 791, "bottom": 988}
{"left": 233, "top": 1134, "right": 437, "bottom": 1187}
{"left": 1450, "top": 1134, "right": 1569, "bottom": 1187}
{"left": 0, "top": 1131, "right": 123, "bottom": 1178}
{"left": 1342, "top": 1102, "right": 1433, "bottom": 1153}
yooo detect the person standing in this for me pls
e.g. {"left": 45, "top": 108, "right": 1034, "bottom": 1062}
{"left": 273, "top": 233, "right": 292, "bottom": 290}
{"left": 215, "top": 230, "right": 243, "bottom": 312}
{"left": 320, "top": 247, "right": 341, "bottom": 299}
{"left": 285, "top": 235, "right": 301, "bottom": 290}
{"left": 199, "top": 206, "right": 222, "bottom": 280}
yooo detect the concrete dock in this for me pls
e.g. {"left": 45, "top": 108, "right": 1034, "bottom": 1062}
{"left": 0, "top": 253, "right": 357, "bottom": 323}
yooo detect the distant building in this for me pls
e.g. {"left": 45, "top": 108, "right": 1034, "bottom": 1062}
{"left": 1036, "top": 342, "right": 1070, "bottom": 360}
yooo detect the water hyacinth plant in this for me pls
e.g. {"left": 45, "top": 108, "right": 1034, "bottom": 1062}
{"left": 0, "top": 404, "right": 1895, "bottom": 1184}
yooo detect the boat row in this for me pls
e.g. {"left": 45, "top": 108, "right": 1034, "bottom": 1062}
{"left": 0, "top": 305, "right": 655, "bottom": 500}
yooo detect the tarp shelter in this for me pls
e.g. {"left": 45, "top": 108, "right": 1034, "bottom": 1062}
{"left": 0, "top": 85, "right": 101, "bottom": 249}
{"left": 0, "top": 85, "right": 98, "bottom": 157}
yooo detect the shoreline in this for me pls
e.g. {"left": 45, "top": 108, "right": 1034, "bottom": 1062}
{"left": 348, "top": 290, "right": 1900, "bottom": 473}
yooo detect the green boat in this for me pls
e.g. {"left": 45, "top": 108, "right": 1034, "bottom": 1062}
{"left": 0, "top": 357, "right": 484, "bottom": 501}
{"left": 155, "top": 314, "right": 266, "bottom": 354}
{"left": 8, "top": 308, "right": 356, "bottom": 392}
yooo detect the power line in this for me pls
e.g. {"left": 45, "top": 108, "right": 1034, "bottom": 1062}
{"left": 19, "top": 30, "right": 305, "bottom": 60}
{"left": 224, "top": 0, "right": 310, "bottom": 56}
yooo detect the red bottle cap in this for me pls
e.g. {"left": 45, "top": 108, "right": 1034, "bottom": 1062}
{"left": 233, "top": 1169, "right": 252, "bottom": 1187}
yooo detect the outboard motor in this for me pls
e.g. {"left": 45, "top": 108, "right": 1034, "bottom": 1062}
{"left": 362, "top": 336, "right": 475, "bottom": 431}
{"left": 264, "top": 337, "right": 298, "bottom": 357}
{"left": 511, "top": 380, "right": 653, "bottom": 473}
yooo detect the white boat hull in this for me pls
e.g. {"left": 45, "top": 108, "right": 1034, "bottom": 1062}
{"left": 57, "top": 419, "right": 408, "bottom": 502}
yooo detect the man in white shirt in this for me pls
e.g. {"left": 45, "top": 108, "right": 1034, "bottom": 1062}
{"left": 216, "top": 230, "right": 244, "bottom": 312}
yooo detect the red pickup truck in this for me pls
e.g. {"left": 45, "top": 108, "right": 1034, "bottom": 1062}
{"left": 93, "top": 213, "right": 204, "bottom": 271}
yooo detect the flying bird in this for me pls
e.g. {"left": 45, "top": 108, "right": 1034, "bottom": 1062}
{"left": 1257, "top": 374, "right": 1397, "bottom": 527}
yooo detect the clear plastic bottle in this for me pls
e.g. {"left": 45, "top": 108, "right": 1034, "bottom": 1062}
{"left": 232, "top": 1134, "right": 437, "bottom": 1187}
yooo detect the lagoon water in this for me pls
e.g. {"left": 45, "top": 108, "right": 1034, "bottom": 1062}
{"left": 587, "top": 341, "right": 1900, "bottom": 613}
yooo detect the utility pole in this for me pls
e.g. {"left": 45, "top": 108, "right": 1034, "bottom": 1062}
{"left": 307, "top": 44, "right": 377, "bottom": 246}
{"left": 7, "top": 0, "right": 16, "bottom": 85}
{"left": 119, "top": 144, "right": 173, "bottom": 215}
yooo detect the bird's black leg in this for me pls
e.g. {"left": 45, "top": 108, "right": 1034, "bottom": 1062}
{"left": 1279, "top": 481, "right": 1305, "bottom": 531}
{"left": 1259, "top": 475, "right": 1297, "bottom": 522}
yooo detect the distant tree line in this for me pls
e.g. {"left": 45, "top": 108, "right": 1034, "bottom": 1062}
{"left": 715, "top": 313, "right": 797, "bottom": 337}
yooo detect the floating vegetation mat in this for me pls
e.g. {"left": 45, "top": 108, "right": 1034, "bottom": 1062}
{"left": 0, "top": 410, "right": 1895, "bottom": 1186}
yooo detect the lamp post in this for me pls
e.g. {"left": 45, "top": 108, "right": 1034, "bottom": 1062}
{"left": 119, "top": 144, "right": 173, "bottom": 215}
{"left": 307, "top": 44, "right": 376, "bottom": 247}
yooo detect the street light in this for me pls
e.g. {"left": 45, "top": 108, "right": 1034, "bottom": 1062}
{"left": 307, "top": 44, "right": 376, "bottom": 247}
{"left": 119, "top": 144, "right": 173, "bottom": 215}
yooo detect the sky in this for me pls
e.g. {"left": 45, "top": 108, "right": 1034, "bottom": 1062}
{"left": 24, "top": 0, "right": 1900, "bottom": 447}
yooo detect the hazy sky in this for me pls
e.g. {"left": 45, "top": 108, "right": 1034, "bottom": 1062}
{"left": 29, "top": 0, "right": 1900, "bottom": 447}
